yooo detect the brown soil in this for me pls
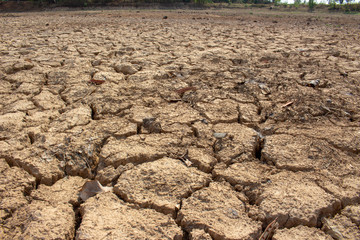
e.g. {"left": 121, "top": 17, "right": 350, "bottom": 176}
{"left": 0, "top": 8, "right": 359, "bottom": 240}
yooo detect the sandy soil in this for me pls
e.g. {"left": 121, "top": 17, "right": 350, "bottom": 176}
{"left": 0, "top": 8, "right": 359, "bottom": 240}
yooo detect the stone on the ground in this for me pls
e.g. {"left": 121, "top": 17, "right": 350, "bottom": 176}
{"left": 114, "top": 63, "right": 138, "bottom": 75}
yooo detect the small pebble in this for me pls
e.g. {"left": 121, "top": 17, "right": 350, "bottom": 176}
{"left": 213, "top": 132, "right": 227, "bottom": 139}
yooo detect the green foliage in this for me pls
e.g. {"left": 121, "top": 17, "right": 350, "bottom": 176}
{"left": 57, "top": 0, "right": 88, "bottom": 7}
{"left": 235, "top": 0, "right": 271, "bottom": 3}
{"left": 343, "top": 2, "right": 360, "bottom": 12}
{"left": 90, "top": 0, "right": 113, "bottom": 4}
{"left": 308, "top": 0, "right": 316, "bottom": 11}
{"left": 194, "top": 0, "right": 207, "bottom": 4}
{"left": 293, "top": 0, "right": 301, "bottom": 7}
{"left": 328, "top": 1, "right": 338, "bottom": 10}
{"left": 328, "top": 1, "right": 360, "bottom": 12}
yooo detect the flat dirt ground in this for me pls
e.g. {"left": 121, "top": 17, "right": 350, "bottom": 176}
{"left": 0, "top": 8, "right": 360, "bottom": 240}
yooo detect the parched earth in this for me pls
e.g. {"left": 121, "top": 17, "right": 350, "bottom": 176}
{"left": 0, "top": 8, "right": 359, "bottom": 240}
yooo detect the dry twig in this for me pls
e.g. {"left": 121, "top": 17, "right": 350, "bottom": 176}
{"left": 258, "top": 217, "right": 279, "bottom": 240}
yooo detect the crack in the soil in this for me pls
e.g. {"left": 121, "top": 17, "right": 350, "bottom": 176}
{"left": 1, "top": 10, "right": 359, "bottom": 240}
{"left": 173, "top": 199, "right": 190, "bottom": 240}
{"left": 73, "top": 205, "right": 82, "bottom": 240}
{"left": 136, "top": 122, "right": 142, "bottom": 134}
{"left": 27, "top": 132, "right": 35, "bottom": 145}
{"left": 115, "top": 176, "right": 212, "bottom": 220}
{"left": 312, "top": 179, "right": 354, "bottom": 217}
{"left": 89, "top": 104, "right": 97, "bottom": 120}
{"left": 181, "top": 229, "right": 190, "bottom": 240}
{"left": 91, "top": 136, "right": 110, "bottom": 178}
{"left": 254, "top": 132, "right": 264, "bottom": 162}
{"left": 59, "top": 93, "right": 69, "bottom": 106}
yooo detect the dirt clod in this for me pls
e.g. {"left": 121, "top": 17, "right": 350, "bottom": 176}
{"left": 3, "top": 201, "right": 75, "bottom": 240}
{"left": 76, "top": 192, "right": 183, "bottom": 240}
{"left": 272, "top": 225, "right": 332, "bottom": 240}
{"left": 256, "top": 172, "right": 341, "bottom": 228}
{"left": 178, "top": 182, "right": 262, "bottom": 240}
{"left": 114, "top": 157, "right": 211, "bottom": 215}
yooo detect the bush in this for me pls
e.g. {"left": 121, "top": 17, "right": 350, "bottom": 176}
{"left": 344, "top": 3, "right": 360, "bottom": 12}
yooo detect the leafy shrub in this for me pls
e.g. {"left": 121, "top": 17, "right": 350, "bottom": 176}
{"left": 344, "top": 3, "right": 360, "bottom": 12}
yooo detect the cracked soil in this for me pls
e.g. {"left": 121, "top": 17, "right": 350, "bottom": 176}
{"left": 0, "top": 8, "right": 359, "bottom": 240}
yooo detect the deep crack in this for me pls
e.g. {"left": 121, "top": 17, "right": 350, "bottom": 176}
{"left": 73, "top": 205, "right": 82, "bottom": 240}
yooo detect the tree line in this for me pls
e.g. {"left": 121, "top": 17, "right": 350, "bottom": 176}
{"left": 2, "top": 0, "right": 359, "bottom": 11}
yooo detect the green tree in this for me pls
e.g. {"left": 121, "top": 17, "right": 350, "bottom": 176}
{"left": 194, "top": 0, "right": 207, "bottom": 4}
{"left": 57, "top": 0, "right": 87, "bottom": 6}
{"left": 308, "top": 0, "right": 315, "bottom": 11}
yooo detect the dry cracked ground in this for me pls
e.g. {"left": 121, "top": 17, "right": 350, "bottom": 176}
{"left": 0, "top": 8, "right": 359, "bottom": 240}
